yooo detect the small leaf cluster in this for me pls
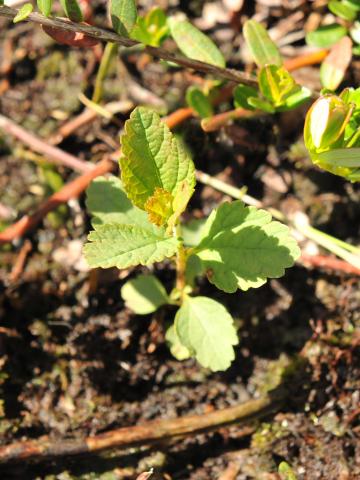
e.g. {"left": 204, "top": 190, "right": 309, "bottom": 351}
{"left": 233, "top": 20, "right": 311, "bottom": 114}
{"left": 84, "top": 106, "right": 300, "bottom": 372}
{"left": 184, "top": 19, "right": 311, "bottom": 120}
{"left": 304, "top": 88, "right": 360, "bottom": 181}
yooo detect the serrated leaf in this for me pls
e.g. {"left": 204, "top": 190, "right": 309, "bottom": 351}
{"left": 37, "top": 0, "right": 53, "bottom": 17}
{"left": 13, "top": 3, "right": 33, "bottom": 23}
{"left": 60, "top": 0, "right": 83, "bottom": 22}
{"left": 306, "top": 24, "right": 347, "bottom": 48}
{"left": 168, "top": 18, "right": 225, "bottom": 68}
{"left": 144, "top": 182, "right": 194, "bottom": 231}
{"left": 168, "top": 180, "right": 194, "bottom": 230}
{"left": 182, "top": 218, "right": 207, "bottom": 247}
{"left": 186, "top": 87, "right": 213, "bottom": 118}
{"left": 121, "top": 274, "right": 169, "bottom": 314}
{"left": 84, "top": 223, "right": 179, "bottom": 269}
{"left": 111, "top": 0, "right": 137, "bottom": 37}
{"left": 329, "top": 0, "right": 357, "bottom": 20}
{"left": 165, "top": 324, "right": 191, "bottom": 360}
{"left": 120, "top": 107, "right": 195, "bottom": 211}
{"left": 175, "top": 296, "right": 238, "bottom": 371}
{"left": 185, "top": 254, "right": 203, "bottom": 287}
{"left": 86, "top": 176, "right": 151, "bottom": 229}
{"left": 243, "top": 20, "right": 282, "bottom": 68}
{"left": 320, "top": 36, "right": 352, "bottom": 91}
{"left": 194, "top": 201, "right": 300, "bottom": 293}
{"left": 145, "top": 187, "right": 173, "bottom": 227}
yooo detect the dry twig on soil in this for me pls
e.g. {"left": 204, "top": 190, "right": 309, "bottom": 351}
{"left": 0, "top": 393, "right": 282, "bottom": 464}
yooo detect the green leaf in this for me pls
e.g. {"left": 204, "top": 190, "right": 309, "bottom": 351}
{"left": 186, "top": 87, "right": 213, "bottom": 118}
{"left": 84, "top": 223, "right": 179, "bottom": 269}
{"left": 247, "top": 96, "right": 275, "bottom": 113}
{"left": 86, "top": 176, "right": 151, "bottom": 229}
{"left": 258, "top": 65, "right": 300, "bottom": 107}
{"left": 121, "top": 274, "right": 169, "bottom": 314}
{"left": 233, "top": 84, "right": 258, "bottom": 110}
{"left": 165, "top": 324, "right": 191, "bottom": 360}
{"left": 320, "top": 37, "right": 353, "bottom": 91}
{"left": 60, "top": 0, "right": 83, "bottom": 22}
{"left": 131, "top": 7, "right": 169, "bottom": 46}
{"left": 144, "top": 187, "right": 174, "bottom": 227}
{"left": 306, "top": 24, "right": 347, "bottom": 48}
{"left": 13, "top": 3, "right": 33, "bottom": 23}
{"left": 344, "top": 0, "right": 360, "bottom": 10}
{"left": 168, "top": 18, "right": 225, "bottom": 68}
{"left": 182, "top": 218, "right": 207, "bottom": 247}
{"left": 278, "top": 462, "right": 298, "bottom": 480}
{"left": 278, "top": 86, "right": 312, "bottom": 111}
{"left": 329, "top": 0, "right": 357, "bottom": 20}
{"left": 243, "top": 20, "right": 282, "bottom": 68}
{"left": 343, "top": 86, "right": 360, "bottom": 108}
{"left": 111, "top": 0, "right": 137, "bottom": 37}
{"left": 120, "top": 107, "right": 195, "bottom": 211}
{"left": 304, "top": 95, "right": 352, "bottom": 151}
{"left": 194, "top": 201, "right": 300, "bottom": 293}
{"left": 37, "top": 0, "right": 53, "bottom": 17}
{"left": 185, "top": 254, "right": 203, "bottom": 287}
{"left": 316, "top": 148, "right": 360, "bottom": 168}
{"left": 175, "top": 296, "right": 238, "bottom": 371}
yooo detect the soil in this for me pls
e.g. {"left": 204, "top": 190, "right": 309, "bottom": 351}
{"left": 0, "top": 1, "right": 360, "bottom": 479}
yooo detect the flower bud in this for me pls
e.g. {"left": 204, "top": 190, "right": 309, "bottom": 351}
{"left": 304, "top": 95, "right": 353, "bottom": 152}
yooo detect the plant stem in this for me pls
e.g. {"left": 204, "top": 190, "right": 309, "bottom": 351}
{"left": 92, "top": 41, "right": 118, "bottom": 104}
{"left": 175, "top": 242, "right": 187, "bottom": 296}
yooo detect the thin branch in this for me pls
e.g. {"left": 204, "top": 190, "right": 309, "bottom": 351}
{"left": 0, "top": 6, "right": 258, "bottom": 88}
{"left": 0, "top": 392, "right": 281, "bottom": 463}
{"left": 0, "top": 114, "right": 93, "bottom": 173}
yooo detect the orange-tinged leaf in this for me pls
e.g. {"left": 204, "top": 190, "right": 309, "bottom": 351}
{"left": 42, "top": 24, "right": 99, "bottom": 47}
{"left": 144, "top": 188, "right": 174, "bottom": 227}
{"left": 320, "top": 36, "right": 353, "bottom": 90}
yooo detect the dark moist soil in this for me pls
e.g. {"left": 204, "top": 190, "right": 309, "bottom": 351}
{"left": 0, "top": 1, "right": 360, "bottom": 479}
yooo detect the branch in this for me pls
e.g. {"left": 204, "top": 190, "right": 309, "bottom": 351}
{"left": 0, "top": 114, "right": 93, "bottom": 173}
{"left": 0, "top": 6, "right": 258, "bottom": 88}
{"left": 0, "top": 392, "right": 281, "bottom": 463}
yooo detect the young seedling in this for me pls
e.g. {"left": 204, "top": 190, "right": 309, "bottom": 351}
{"left": 234, "top": 20, "right": 311, "bottom": 113}
{"left": 84, "top": 107, "right": 300, "bottom": 372}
